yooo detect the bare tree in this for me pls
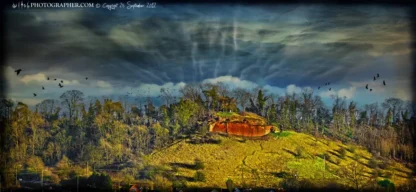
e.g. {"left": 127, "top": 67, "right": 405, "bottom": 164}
{"left": 160, "top": 88, "right": 175, "bottom": 106}
{"left": 179, "top": 83, "right": 202, "bottom": 102}
{"left": 232, "top": 88, "right": 251, "bottom": 112}
{"left": 382, "top": 98, "right": 404, "bottom": 123}
{"left": 60, "top": 90, "right": 84, "bottom": 121}
{"left": 36, "top": 99, "right": 60, "bottom": 121}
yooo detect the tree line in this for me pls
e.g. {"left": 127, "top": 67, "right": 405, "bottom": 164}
{"left": 0, "top": 82, "right": 415, "bottom": 188}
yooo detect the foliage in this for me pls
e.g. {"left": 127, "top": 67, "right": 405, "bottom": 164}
{"left": 378, "top": 179, "right": 395, "bottom": 192}
{"left": 226, "top": 178, "right": 234, "bottom": 192}
{"left": 194, "top": 158, "right": 205, "bottom": 170}
{"left": 87, "top": 172, "right": 113, "bottom": 189}
{"left": 194, "top": 171, "right": 206, "bottom": 182}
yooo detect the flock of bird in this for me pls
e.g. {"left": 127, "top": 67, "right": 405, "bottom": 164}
{"left": 316, "top": 73, "right": 386, "bottom": 93}
{"left": 14, "top": 68, "right": 388, "bottom": 99}
{"left": 365, "top": 73, "right": 386, "bottom": 92}
{"left": 14, "top": 68, "right": 88, "bottom": 97}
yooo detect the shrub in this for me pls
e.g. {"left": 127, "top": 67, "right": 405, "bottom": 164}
{"left": 339, "top": 148, "right": 346, "bottom": 159}
{"left": 153, "top": 175, "right": 172, "bottom": 191}
{"left": 194, "top": 171, "right": 206, "bottom": 182}
{"left": 194, "top": 159, "right": 205, "bottom": 170}
{"left": 378, "top": 179, "right": 395, "bottom": 192}
{"left": 226, "top": 178, "right": 234, "bottom": 192}
{"left": 280, "top": 177, "right": 299, "bottom": 190}
{"left": 334, "top": 158, "right": 341, "bottom": 165}
{"left": 368, "top": 158, "right": 378, "bottom": 169}
{"left": 87, "top": 172, "right": 112, "bottom": 190}
{"left": 379, "top": 160, "right": 390, "bottom": 170}
{"left": 347, "top": 145, "right": 356, "bottom": 153}
{"left": 319, "top": 153, "right": 331, "bottom": 162}
{"left": 295, "top": 146, "right": 308, "bottom": 158}
{"left": 172, "top": 179, "right": 187, "bottom": 188}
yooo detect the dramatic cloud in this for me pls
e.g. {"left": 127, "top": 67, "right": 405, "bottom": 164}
{"left": 3, "top": 5, "right": 413, "bottom": 108}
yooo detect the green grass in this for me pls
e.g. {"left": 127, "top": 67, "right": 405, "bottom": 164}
{"left": 271, "top": 131, "right": 292, "bottom": 138}
{"left": 146, "top": 131, "right": 414, "bottom": 189}
{"left": 217, "top": 112, "right": 235, "bottom": 118}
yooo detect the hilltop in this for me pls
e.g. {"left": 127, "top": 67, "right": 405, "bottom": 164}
{"left": 146, "top": 131, "right": 415, "bottom": 189}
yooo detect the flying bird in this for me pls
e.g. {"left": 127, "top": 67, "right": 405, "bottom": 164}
{"left": 365, "top": 84, "right": 368, "bottom": 89}
{"left": 329, "top": 88, "right": 331, "bottom": 91}
{"left": 370, "top": 89, "right": 373, "bottom": 92}
{"left": 15, "top": 69, "right": 22, "bottom": 75}
{"left": 377, "top": 73, "right": 380, "bottom": 78}
{"left": 42, "top": 86, "right": 45, "bottom": 90}
{"left": 47, "top": 77, "right": 50, "bottom": 80}
{"left": 59, "top": 83, "right": 63, "bottom": 88}
{"left": 54, "top": 78, "right": 57, "bottom": 81}
{"left": 61, "top": 80, "right": 63, "bottom": 83}
{"left": 33, "top": 93, "right": 37, "bottom": 97}
{"left": 383, "top": 80, "right": 386, "bottom": 86}
{"left": 373, "top": 76, "right": 376, "bottom": 81}
{"left": 86, "top": 77, "right": 88, "bottom": 80}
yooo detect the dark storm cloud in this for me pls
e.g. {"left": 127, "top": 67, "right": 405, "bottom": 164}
{"left": 5, "top": 5, "right": 411, "bottom": 94}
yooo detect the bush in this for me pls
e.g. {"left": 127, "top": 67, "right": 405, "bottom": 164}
{"left": 378, "top": 179, "right": 395, "bottom": 192}
{"left": 295, "top": 146, "right": 308, "bottom": 158}
{"left": 153, "top": 175, "right": 172, "bottom": 191}
{"left": 172, "top": 179, "right": 187, "bottom": 188}
{"left": 368, "top": 158, "right": 378, "bottom": 169}
{"left": 334, "top": 158, "right": 341, "bottom": 165}
{"left": 379, "top": 160, "right": 390, "bottom": 170}
{"left": 87, "top": 172, "right": 112, "bottom": 189}
{"left": 194, "top": 159, "right": 205, "bottom": 170}
{"left": 194, "top": 171, "right": 206, "bottom": 182}
{"left": 226, "top": 178, "right": 234, "bottom": 192}
{"left": 339, "top": 148, "right": 346, "bottom": 159}
{"left": 347, "top": 145, "right": 356, "bottom": 153}
{"left": 319, "top": 153, "right": 331, "bottom": 162}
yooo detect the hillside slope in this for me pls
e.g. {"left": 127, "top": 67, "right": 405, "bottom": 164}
{"left": 146, "top": 131, "right": 414, "bottom": 189}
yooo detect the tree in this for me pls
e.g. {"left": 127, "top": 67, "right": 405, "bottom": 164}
{"left": 257, "top": 89, "right": 269, "bottom": 116}
{"left": 36, "top": 99, "right": 60, "bottom": 121}
{"left": 232, "top": 88, "right": 251, "bottom": 112}
{"left": 382, "top": 98, "right": 404, "bottom": 123}
{"left": 60, "top": 90, "right": 84, "bottom": 121}
{"left": 160, "top": 88, "right": 175, "bottom": 107}
{"left": 339, "top": 161, "right": 367, "bottom": 190}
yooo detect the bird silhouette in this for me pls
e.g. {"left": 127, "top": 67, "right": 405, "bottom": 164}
{"left": 366, "top": 84, "right": 368, "bottom": 89}
{"left": 328, "top": 82, "right": 330, "bottom": 85}
{"left": 370, "top": 89, "right": 372, "bottom": 92}
{"left": 54, "top": 78, "right": 57, "bottom": 81}
{"left": 329, "top": 88, "right": 331, "bottom": 91}
{"left": 373, "top": 76, "right": 376, "bottom": 81}
{"left": 86, "top": 77, "right": 88, "bottom": 80}
{"left": 59, "top": 83, "right": 63, "bottom": 88}
{"left": 33, "top": 93, "right": 37, "bottom": 97}
{"left": 377, "top": 73, "right": 380, "bottom": 78}
{"left": 42, "top": 86, "right": 45, "bottom": 90}
{"left": 15, "top": 69, "right": 22, "bottom": 75}
{"left": 61, "top": 80, "right": 63, "bottom": 83}
{"left": 47, "top": 77, "right": 50, "bottom": 80}
{"left": 383, "top": 80, "right": 386, "bottom": 86}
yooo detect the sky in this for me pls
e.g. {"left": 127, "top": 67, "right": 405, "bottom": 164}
{"left": 3, "top": 4, "right": 414, "bottom": 109}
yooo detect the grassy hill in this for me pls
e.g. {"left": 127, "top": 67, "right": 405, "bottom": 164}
{"left": 145, "top": 131, "right": 415, "bottom": 189}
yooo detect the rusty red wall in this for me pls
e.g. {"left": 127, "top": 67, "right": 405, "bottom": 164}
{"left": 211, "top": 122, "right": 272, "bottom": 137}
